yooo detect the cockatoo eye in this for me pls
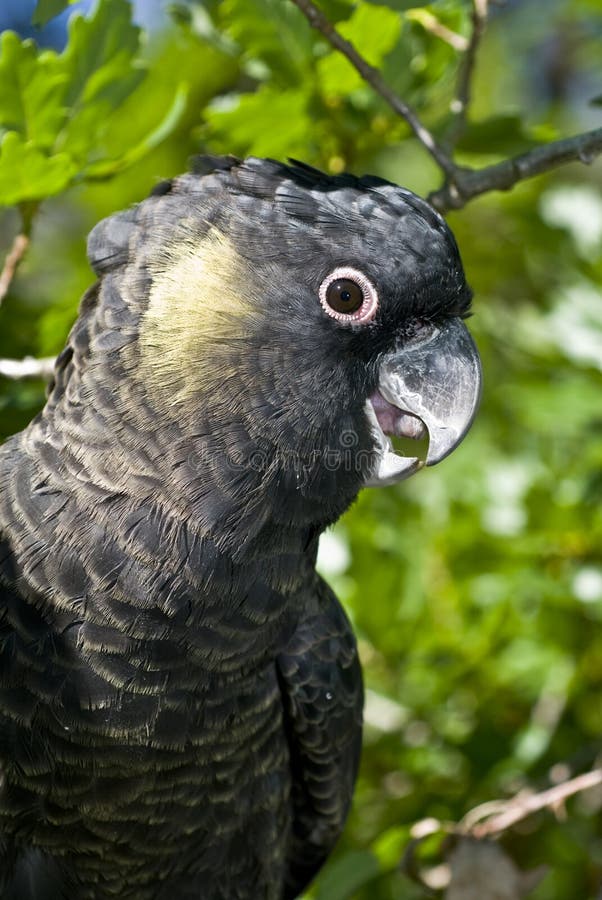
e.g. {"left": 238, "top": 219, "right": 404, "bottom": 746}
{"left": 319, "top": 267, "right": 378, "bottom": 324}
{"left": 325, "top": 279, "right": 363, "bottom": 313}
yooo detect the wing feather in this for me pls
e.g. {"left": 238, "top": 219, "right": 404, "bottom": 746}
{"left": 277, "top": 576, "right": 363, "bottom": 899}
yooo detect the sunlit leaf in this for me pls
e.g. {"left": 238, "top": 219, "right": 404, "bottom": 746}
{"left": 317, "top": 5, "right": 402, "bottom": 96}
{"left": 0, "top": 132, "right": 76, "bottom": 204}
{"left": 32, "top": 0, "right": 77, "bottom": 27}
{"left": 218, "top": 0, "right": 313, "bottom": 84}
{"left": 84, "top": 83, "right": 188, "bottom": 178}
{"left": 204, "top": 85, "right": 312, "bottom": 158}
{"left": 0, "top": 32, "right": 67, "bottom": 148}
{"left": 61, "top": 0, "right": 141, "bottom": 107}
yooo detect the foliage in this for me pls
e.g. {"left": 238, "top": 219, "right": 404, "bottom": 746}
{"left": 0, "top": 0, "right": 186, "bottom": 209}
{"left": 198, "top": 0, "right": 463, "bottom": 172}
{"left": 32, "top": 0, "right": 78, "bottom": 28}
{"left": 1, "top": 1, "right": 602, "bottom": 898}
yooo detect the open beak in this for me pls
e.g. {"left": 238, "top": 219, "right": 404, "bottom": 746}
{"left": 365, "top": 317, "right": 482, "bottom": 486}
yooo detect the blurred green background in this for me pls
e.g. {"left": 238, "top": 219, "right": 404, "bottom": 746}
{"left": 0, "top": 1, "right": 601, "bottom": 897}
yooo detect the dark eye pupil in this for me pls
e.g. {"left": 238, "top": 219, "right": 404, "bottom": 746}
{"left": 325, "top": 278, "right": 363, "bottom": 314}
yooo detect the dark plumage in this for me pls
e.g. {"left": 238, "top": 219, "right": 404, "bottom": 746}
{"left": 0, "top": 157, "right": 480, "bottom": 899}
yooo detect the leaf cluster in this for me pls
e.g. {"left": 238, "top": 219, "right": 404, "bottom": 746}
{"left": 0, "top": 0, "right": 184, "bottom": 208}
{"left": 193, "top": 0, "right": 467, "bottom": 172}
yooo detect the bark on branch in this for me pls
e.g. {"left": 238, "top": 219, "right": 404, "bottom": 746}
{"left": 446, "top": 0, "right": 489, "bottom": 149}
{"left": 0, "top": 233, "right": 30, "bottom": 309}
{"left": 290, "top": 0, "right": 456, "bottom": 178}
{"left": 290, "top": 0, "right": 602, "bottom": 213}
{"left": 0, "top": 356, "right": 56, "bottom": 380}
{"left": 403, "top": 768, "right": 602, "bottom": 897}
{"left": 464, "top": 768, "right": 602, "bottom": 838}
{"left": 430, "top": 125, "right": 602, "bottom": 210}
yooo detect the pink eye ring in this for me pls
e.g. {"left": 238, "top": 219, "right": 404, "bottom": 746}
{"left": 319, "top": 267, "right": 379, "bottom": 325}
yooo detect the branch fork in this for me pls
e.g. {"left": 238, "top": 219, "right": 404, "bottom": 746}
{"left": 290, "top": 0, "right": 602, "bottom": 212}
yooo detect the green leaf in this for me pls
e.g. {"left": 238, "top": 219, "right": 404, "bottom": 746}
{"left": 218, "top": 0, "right": 313, "bottom": 84}
{"left": 54, "top": 0, "right": 151, "bottom": 167}
{"left": 372, "top": 825, "right": 411, "bottom": 869}
{"left": 0, "top": 0, "right": 169, "bottom": 205}
{"left": 365, "top": 0, "right": 421, "bottom": 8}
{"left": 83, "top": 83, "right": 189, "bottom": 178}
{"left": 32, "top": 0, "right": 77, "bottom": 28}
{"left": 0, "top": 0, "right": 155, "bottom": 182}
{"left": 312, "top": 851, "right": 381, "bottom": 900}
{"left": 0, "top": 32, "right": 67, "bottom": 148}
{"left": 315, "top": 0, "right": 355, "bottom": 23}
{"left": 61, "top": 0, "right": 142, "bottom": 108}
{"left": 167, "top": 3, "right": 193, "bottom": 27}
{"left": 0, "top": 131, "right": 76, "bottom": 204}
{"left": 204, "top": 85, "right": 311, "bottom": 158}
{"left": 317, "top": 5, "right": 402, "bottom": 96}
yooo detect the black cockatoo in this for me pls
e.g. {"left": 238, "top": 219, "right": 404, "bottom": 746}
{"left": 0, "top": 157, "right": 481, "bottom": 900}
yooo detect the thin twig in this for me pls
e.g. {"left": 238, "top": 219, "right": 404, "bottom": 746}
{"left": 290, "top": 0, "right": 457, "bottom": 178}
{"left": 463, "top": 769, "right": 602, "bottom": 838}
{"left": 407, "top": 9, "right": 469, "bottom": 53}
{"left": 0, "top": 233, "right": 30, "bottom": 308}
{"left": 291, "top": 0, "right": 602, "bottom": 214}
{"left": 447, "top": 0, "right": 489, "bottom": 148}
{"left": 0, "top": 356, "right": 56, "bottom": 380}
{"left": 429, "top": 125, "right": 602, "bottom": 211}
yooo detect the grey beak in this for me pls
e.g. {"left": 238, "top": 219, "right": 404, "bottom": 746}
{"left": 367, "top": 318, "right": 482, "bottom": 485}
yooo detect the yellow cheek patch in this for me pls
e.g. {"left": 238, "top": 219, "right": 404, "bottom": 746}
{"left": 138, "top": 229, "right": 256, "bottom": 407}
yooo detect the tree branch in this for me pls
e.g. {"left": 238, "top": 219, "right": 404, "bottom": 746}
{"left": 446, "top": 0, "right": 489, "bottom": 148}
{"left": 462, "top": 769, "right": 602, "bottom": 838}
{"left": 0, "top": 356, "right": 56, "bottom": 380}
{"left": 407, "top": 9, "right": 469, "bottom": 53}
{"left": 429, "top": 125, "right": 602, "bottom": 211}
{"left": 0, "top": 233, "right": 30, "bottom": 309}
{"left": 290, "top": 0, "right": 602, "bottom": 213}
{"left": 0, "top": 203, "right": 38, "bottom": 308}
{"left": 290, "top": 0, "right": 457, "bottom": 178}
